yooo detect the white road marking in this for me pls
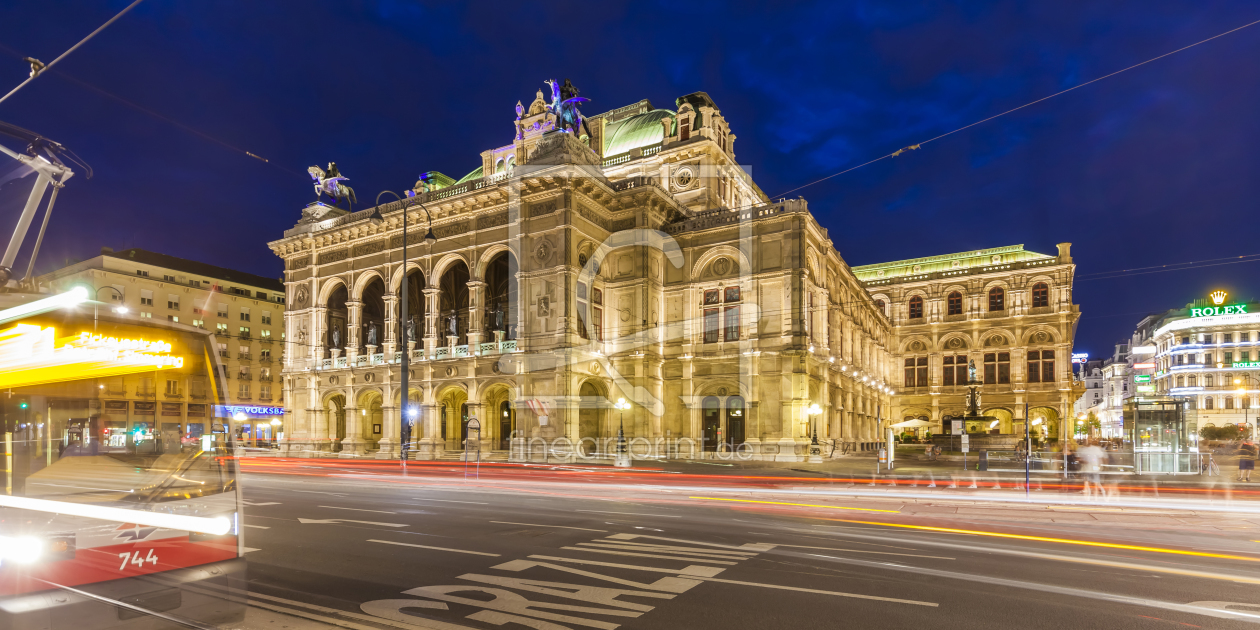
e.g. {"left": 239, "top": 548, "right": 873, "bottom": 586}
{"left": 694, "top": 576, "right": 939, "bottom": 607}
{"left": 413, "top": 498, "right": 489, "bottom": 505}
{"left": 244, "top": 524, "right": 270, "bottom": 530}
{"left": 528, "top": 554, "right": 726, "bottom": 577}
{"left": 293, "top": 490, "right": 348, "bottom": 496}
{"left": 241, "top": 500, "right": 282, "bottom": 506}
{"left": 491, "top": 521, "right": 607, "bottom": 532}
{"left": 243, "top": 547, "right": 262, "bottom": 554}
{"left": 320, "top": 505, "right": 398, "bottom": 514}
{"left": 297, "top": 518, "right": 407, "bottom": 527}
{"left": 560, "top": 546, "right": 738, "bottom": 565}
{"left": 775, "top": 544, "right": 954, "bottom": 560}
{"left": 576, "top": 510, "right": 681, "bottom": 518}
{"left": 369, "top": 539, "right": 500, "bottom": 557}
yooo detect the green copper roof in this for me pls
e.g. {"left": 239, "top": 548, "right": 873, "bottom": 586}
{"left": 603, "top": 109, "right": 675, "bottom": 155}
{"left": 851, "top": 245, "right": 1053, "bottom": 281}
{"left": 454, "top": 165, "right": 483, "bottom": 185}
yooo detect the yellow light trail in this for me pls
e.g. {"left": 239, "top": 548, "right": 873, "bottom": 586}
{"left": 690, "top": 496, "right": 899, "bottom": 513}
{"left": 830, "top": 519, "right": 1260, "bottom": 562}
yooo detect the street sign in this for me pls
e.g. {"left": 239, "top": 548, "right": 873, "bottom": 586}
{"left": 952, "top": 423, "right": 962, "bottom": 435}
{"left": 960, "top": 433, "right": 970, "bottom": 453}
{"left": 468, "top": 418, "right": 481, "bottom": 431}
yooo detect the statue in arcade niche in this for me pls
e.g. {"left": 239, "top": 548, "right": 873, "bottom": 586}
{"left": 544, "top": 78, "right": 591, "bottom": 138}
{"left": 331, "top": 328, "right": 341, "bottom": 349}
{"left": 367, "top": 322, "right": 378, "bottom": 346}
{"left": 406, "top": 318, "right": 416, "bottom": 342}
{"left": 968, "top": 359, "right": 978, "bottom": 384}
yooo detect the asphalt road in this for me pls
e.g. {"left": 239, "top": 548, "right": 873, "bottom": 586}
{"left": 234, "top": 460, "right": 1260, "bottom": 629}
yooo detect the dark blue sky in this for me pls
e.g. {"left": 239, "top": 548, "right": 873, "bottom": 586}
{"left": 1, "top": 1, "right": 1258, "bottom": 358}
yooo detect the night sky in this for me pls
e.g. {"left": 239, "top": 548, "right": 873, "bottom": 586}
{"left": 1, "top": 1, "right": 1258, "bottom": 360}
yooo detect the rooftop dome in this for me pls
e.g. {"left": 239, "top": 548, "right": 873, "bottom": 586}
{"left": 603, "top": 109, "right": 675, "bottom": 156}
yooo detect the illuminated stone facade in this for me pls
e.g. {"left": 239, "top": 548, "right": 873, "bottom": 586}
{"left": 853, "top": 245, "right": 1081, "bottom": 442}
{"left": 269, "top": 87, "right": 899, "bottom": 461}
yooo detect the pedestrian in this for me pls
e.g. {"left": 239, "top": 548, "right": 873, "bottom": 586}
{"left": 1078, "top": 440, "right": 1105, "bottom": 498}
{"left": 1238, "top": 439, "right": 1257, "bottom": 482}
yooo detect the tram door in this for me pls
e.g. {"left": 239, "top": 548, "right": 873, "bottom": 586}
{"left": 726, "top": 397, "right": 745, "bottom": 448}
{"left": 499, "top": 401, "right": 513, "bottom": 450}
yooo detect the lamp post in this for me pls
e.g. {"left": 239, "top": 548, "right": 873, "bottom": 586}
{"left": 613, "top": 397, "right": 631, "bottom": 468}
{"left": 1234, "top": 375, "right": 1257, "bottom": 441}
{"left": 371, "top": 192, "right": 436, "bottom": 461}
{"left": 91, "top": 285, "right": 127, "bottom": 331}
{"left": 807, "top": 403, "right": 823, "bottom": 463}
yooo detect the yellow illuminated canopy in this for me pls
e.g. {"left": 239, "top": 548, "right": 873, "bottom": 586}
{"left": 0, "top": 325, "right": 184, "bottom": 389}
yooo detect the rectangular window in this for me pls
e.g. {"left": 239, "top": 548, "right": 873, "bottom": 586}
{"left": 167, "top": 294, "right": 179, "bottom": 310}
{"left": 1188, "top": 375, "right": 1197, "bottom": 387}
{"left": 807, "top": 293, "right": 814, "bottom": 341}
{"left": 260, "top": 385, "right": 272, "bottom": 400}
{"left": 239, "top": 326, "right": 250, "bottom": 338}
{"left": 262, "top": 311, "right": 272, "bottom": 325}
{"left": 593, "top": 288, "right": 603, "bottom": 305}
{"left": 917, "top": 357, "right": 927, "bottom": 387}
{"left": 1226, "top": 351, "right": 1234, "bottom": 363}
{"left": 576, "top": 301, "right": 588, "bottom": 340}
{"left": 724, "top": 305, "right": 740, "bottom": 341}
{"left": 1206, "top": 352, "right": 1214, "bottom": 364}
{"left": 260, "top": 367, "right": 271, "bottom": 379}
{"left": 943, "top": 356, "right": 956, "bottom": 386}
{"left": 260, "top": 348, "right": 271, "bottom": 361}
{"left": 984, "top": 353, "right": 1010, "bottom": 384}
{"left": 217, "top": 303, "right": 228, "bottom": 318}
{"left": 1041, "top": 351, "right": 1054, "bottom": 383}
{"left": 165, "top": 379, "right": 179, "bottom": 395}
{"left": 140, "top": 311, "right": 152, "bottom": 319}
{"left": 262, "top": 329, "right": 272, "bottom": 339}
{"left": 1225, "top": 333, "right": 1234, "bottom": 343}
{"left": 239, "top": 308, "right": 250, "bottom": 322}
{"left": 703, "top": 289, "right": 720, "bottom": 305}
{"left": 237, "top": 383, "right": 250, "bottom": 398}
{"left": 1205, "top": 375, "right": 1214, "bottom": 387}
{"left": 1177, "top": 376, "right": 1184, "bottom": 387}
{"left": 724, "top": 286, "right": 740, "bottom": 303}
{"left": 167, "top": 315, "right": 178, "bottom": 323}
{"left": 238, "top": 365, "right": 250, "bottom": 378}
{"left": 239, "top": 345, "right": 250, "bottom": 359}
{"left": 1244, "top": 332, "right": 1252, "bottom": 342}
{"left": 593, "top": 307, "right": 603, "bottom": 341}
{"left": 679, "top": 120, "right": 690, "bottom": 141}
{"left": 1027, "top": 351, "right": 1041, "bottom": 383}
{"left": 216, "top": 322, "right": 228, "bottom": 333}
{"left": 137, "top": 269, "right": 149, "bottom": 277}
{"left": 703, "top": 308, "right": 719, "bottom": 344}
{"left": 905, "top": 358, "right": 916, "bottom": 387}
{"left": 140, "top": 290, "right": 153, "bottom": 306}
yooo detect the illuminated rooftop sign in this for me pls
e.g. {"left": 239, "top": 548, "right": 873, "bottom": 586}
{"left": 1190, "top": 304, "right": 1250, "bottom": 318}
{"left": 1234, "top": 362, "right": 1260, "bottom": 369}
{"left": 0, "top": 325, "right": 183, "bottom": 389}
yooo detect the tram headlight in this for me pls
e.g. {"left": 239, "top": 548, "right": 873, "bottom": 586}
{"left": 0, "top": 535, "right": 43, "bottom": 564}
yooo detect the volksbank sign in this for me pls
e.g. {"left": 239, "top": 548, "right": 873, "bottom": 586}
{"left": 1190, "top": 303, "right": 1251, "bottom": 318}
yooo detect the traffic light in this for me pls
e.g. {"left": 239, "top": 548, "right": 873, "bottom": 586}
{"left": 17, "top": 402, "right": 27, "bottom": 410}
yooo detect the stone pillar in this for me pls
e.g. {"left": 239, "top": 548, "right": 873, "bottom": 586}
{"left": 346, "top": 300, "right": 363, "bottom": 360}
{"left": 414, "top": 403, "right": 441, "bottom": 460}
{"left": 376, "top": 404, "right": 399, "bottom": 459}
{"left": 423, "top": 287, "right": 441, "bottom": 357}
{"left": 467, "top": 280, "right": 486, "bottom": 350}
{"left": 308, "top": 407, "right": 327, "bottom": 454}
{"left": 383, "top": 295, "right": 398, "bottom": 356}
{"left": 311, "top": 307, "right": 328, "bottom": 361}
{"left": 465, "top": 402, "right": 489, "bottom": 454}
{"left": 340, "top": 404, "right": 365, "bottom": 456}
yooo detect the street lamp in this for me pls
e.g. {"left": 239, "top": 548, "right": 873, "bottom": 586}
{"left": 614, "top": 397, "right": 632, "bottom": 467}
{"left": 89, "top": 285, "right": 126, "bottom": 331}
{"left": 1234, "top": 375, "right": 1257, "bottom": 441}
{"left": 374, "top": 191, "right": 437, "bottom": 461}
{"left": 807, "top": 402, "right": 823, "bottom": 462}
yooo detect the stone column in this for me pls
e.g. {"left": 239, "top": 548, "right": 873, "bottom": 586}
{"left": 423, "top": 287, "right": 441, "bottom": 357}
{"left": 376, "top": 404, "right": 399, "bottom": 459}
{"left": 383, "top": 295, "right": 398, "bottom": 356}
{"left": 308, "top": 407, "right": 326, "bottom": 455}
{"left": 465, "top": 402, "right": 489, "bottom": 454}
{"left": 467, "top": 280, "right": 486, "bottom": 350}
{"left": 345, "top": 300, "right": 363, "bottom": 360}
{"left": 340, "top": 404, "right": 365, "bottom": 456}
{"left": 311, "top": 307, "right": 328, "bottom": 360}
{"left": 414, "top": 403, "right": 441, "bottom": 460}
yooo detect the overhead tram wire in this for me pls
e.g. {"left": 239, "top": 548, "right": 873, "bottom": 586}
{"left": 0, "top": 0, "right": 145, "bottom": 106}
{"left": 0, "top": 42, "right": 301, "bottom": 179}
{"left": 770, "top": 16, "right": 1260, "bottom": 200}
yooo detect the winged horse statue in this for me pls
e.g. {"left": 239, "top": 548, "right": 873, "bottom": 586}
{"left": 308, "top": 162, "right": 357, "bottom": 209}
{"left": 545, "top": 78, "right": 591, "bottom": 137}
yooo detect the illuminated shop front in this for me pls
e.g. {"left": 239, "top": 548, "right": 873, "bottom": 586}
{"left": 216, "top": 404, "right": 285, "bottom": 448}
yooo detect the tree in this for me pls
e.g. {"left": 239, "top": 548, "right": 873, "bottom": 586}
{"left": 1086, "top": 411, "right": 1101, "bottom": 438}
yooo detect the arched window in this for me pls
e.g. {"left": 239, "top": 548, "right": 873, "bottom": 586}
{"left": 908, "top": 296, "right": 923, "bottom": 319}
{"left": 1204, "top": 397, "right": 1214, "bottom": 410}
{"left": 702, "top": 396, "right": 720, "bottom": 452}
{"left": 726, "top": 396, "right": 745, "bottom": 448}
{"left": 1031, "top": 282, "right": 1049, "bottom": 308}
{"left": 1226, "top": 396, "right": 1235, "bottom": 410}
{"left": 988, "top": 287, "right": 1005, "bottom": 312}
{"left": 947, "top": 291, "right": 963, "bottom": 315}
{"left": 874, "top": 299, "right": 885, "bottom": 315}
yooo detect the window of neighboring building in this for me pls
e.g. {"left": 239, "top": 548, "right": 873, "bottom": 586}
{"left": 238, "top": 383, "right": 250, "bottom": 398}
{"left": 167, "top": 315, "right": 178, "bottom": 323}
{"left": 260, "top": 384, "right": 271, "bottom": 400}
{"left": 1206, "top": 352, "right": 1214, "bottom": 364}
{"left": 1028, "top": 350, "right": 1055, "bottom": 383}
{"left": 1205, "top": 375, "right": 1214, "bottom": 387}
{"left": 679, "top": 119, "right": 690, "bottom": 141}
{"left": 239, "top": 345, "right": 250, "bottom": 359}
{"left": 1032, "top": 282, "right": 1049, "bottom": 308}
{"left": 943, "top": 354, "right": 969, "bottom": 386}
{"left": 904, "top": 357, "right": 928, "bottom": 388}
{"left": 260, "top": 348, "right": 271, "bottom": 361}
{"left": 1226, "top": 396, "right": 1235, "bottom": 410}
{"left": 137, "top": 269, "right": 149, "bottom": 277}
{"left": 947, "top": 292, "right": 963, "bottom": 315}
{"left": 984, "top": 352, "right": 1010, "bottom": 384}
{"left": 1204, "top": 396, "right": 1214, "bottom": 410}
{"left": 988, "top": 287, "right": 1005, "bottom": 312}
{"left": 165, "top": 379, "right": 179, "bottom": 395}
{"left": 239, "top": 307, "right": 250, "bottom": 322}
{"left": 260, "top": 367, "right": 271, "bottom": 380}
{"left": 262, "top": 311, "right": 272, "bottom": 325}
{"left": 1176, "top": 376, "right": 1185, "bottom": 387}
{"left": 1244, "top": 396, "right": 1252, "bottom": 409}
{"left": 1226, "top": 352, "right": 1234, "bottom": 363}
{"left": 139, "top": 311, "right": 152, "bottom": 319}
{"left": 262, "top": 329, "right": 272, "bottom": 339}
{"left": 167, "top": 294, "right": 179, "bottom": 310}
{"left": 217, "top": 303, "right": 228, "bottom": 318}
{"left": 1225, "top": 333, "right": 1234, "bottom": 343}
{"left": 238, "top": 365, "right": 250, "bottom": 378}
{"left": 908, "top": 296, "right": 924, "bottom": 319}
{"left": 140, "top": 289, "right": 153, "bottom": 306}
{"left": 239, "top": 326, "right": 250, "bottom": 338}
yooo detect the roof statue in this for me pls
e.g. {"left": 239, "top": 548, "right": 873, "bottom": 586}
{"left": 545, "top": 78, "right": 591, "bottom": 139}
{"left": 308, "top": 162, "right": 357, "bottom": 209}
